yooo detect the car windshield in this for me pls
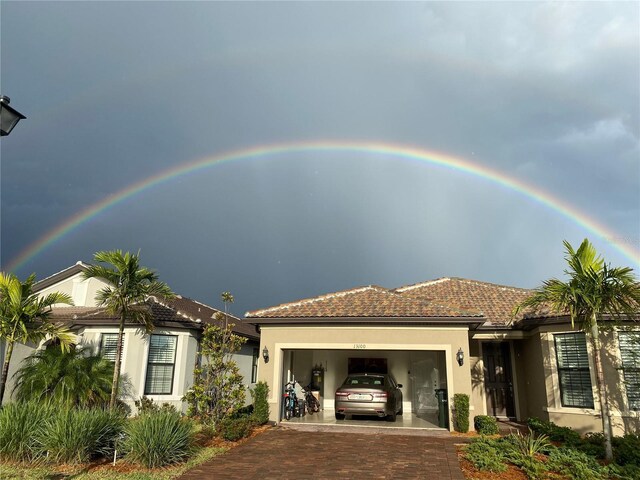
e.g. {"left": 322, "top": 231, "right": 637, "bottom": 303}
{"left": 344, "top": 375, "right": 384, "bottom": 386}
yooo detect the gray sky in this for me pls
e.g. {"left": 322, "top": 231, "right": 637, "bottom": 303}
{"left": 1, "top": 1, "right": 638, "bottom": 316}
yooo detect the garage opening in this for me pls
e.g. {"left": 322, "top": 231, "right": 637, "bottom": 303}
{"left": 280, "top": 349, "right": 448, "bottom": 429}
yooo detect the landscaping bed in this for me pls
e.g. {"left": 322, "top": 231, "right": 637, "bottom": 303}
{"left": 459, "top": 417, "right": 640, "bottom": 480}
{"left": 0, "top": 400, "right": 271, "bottom": 480}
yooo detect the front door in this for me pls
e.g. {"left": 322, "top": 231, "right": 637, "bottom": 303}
{"left": 483, "top": 342, "right": 515, "bottom": 418}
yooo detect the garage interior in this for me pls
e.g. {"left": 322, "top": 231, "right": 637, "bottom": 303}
{"left": 280, "top": 349, "right": 448, "bottom": 429}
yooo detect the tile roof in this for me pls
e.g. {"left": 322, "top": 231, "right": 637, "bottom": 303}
{"left": 395, "top": 277, "right": 533, "bottom": 326}
{"left": 246, "top": 285, "right": 482, "bottom": 319}
{"left": 168, "top": 295, "right": 258, "bottom": 339}
{"left": 50, "top": 296, "right": 258, "bottom": 340}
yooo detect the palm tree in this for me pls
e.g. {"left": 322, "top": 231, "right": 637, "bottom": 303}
{"left": 515, "top": 239, "right": 640, "bottom": 460}
{"left": 12, "top": 344, "right": 115, "bottom": 408}
{"left": 0, "top": 272, "right": 75, "bottom": 404}
{"left": 82, "top": 250, "right": 174, "bottom": 409}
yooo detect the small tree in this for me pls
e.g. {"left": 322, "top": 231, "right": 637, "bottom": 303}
{"left": 515, "top": 239, "right": 640, "bottom": 460}
{"left": 83, "top": 250, "right": 174, "bottom": 409}
{"left": 184, "top": 292, "right": 247, "bottom": 424}
{"left": 12, "top": 344, "right": 114, "bottom": 408}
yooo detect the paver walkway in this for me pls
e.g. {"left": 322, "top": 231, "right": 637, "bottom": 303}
{"left": 179, "top": 427, "right": 466, "bottom": 479}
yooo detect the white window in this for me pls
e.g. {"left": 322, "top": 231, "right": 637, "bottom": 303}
{"left": 618, "top": 332, "right": 640, "bottom": 410}
{"left": 100, "top": 333, "right": 124, "bottom": 363}
{"left": 554, "top": 333, "right": 594, "bottom": 409}
{"left": 144, "top": 335, "right": 177, "bottom": 395}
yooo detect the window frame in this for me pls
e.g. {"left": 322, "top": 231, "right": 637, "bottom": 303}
{"left": 618, "top": 331, "right": 640, "bottom": 411}
{"left": 554, "top": 332, "right": 594, "bottom": 409}
{"left": 251, "top": 347, "right": 259, "bottom": 384}
{"left": 144, "top": 334, "right": 178, "bottom": 396}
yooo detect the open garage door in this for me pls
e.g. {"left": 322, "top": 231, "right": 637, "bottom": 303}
{"left": 280, "top": 348, "right": 447, "bottom": 429}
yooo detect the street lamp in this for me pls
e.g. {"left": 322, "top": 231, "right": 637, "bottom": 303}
{"left": 0, "top": 96, "right": 26, "bottom": 136}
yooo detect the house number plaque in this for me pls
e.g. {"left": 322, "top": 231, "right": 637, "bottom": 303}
{"left": 353, "top": 344, "right": 367, "bottom": 349}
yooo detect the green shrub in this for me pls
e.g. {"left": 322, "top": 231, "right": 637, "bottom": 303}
{"left": 606, "top": 462, "right": 640, "bottom": 480}
{"left": 217, "top": 416, "right": 255, "bottom": 441}
{"left": 464, "top": 436, "right": 507, "bottom": 473}
{"left": 547, "top": 447, "right": 607, "bottom": 480}
{"left": 40, "top": 407, "right": 125, "bottom": 464}
{"left": 134, "top": 396, "right": 177, "bottom": 415}
{"left": 453, "top": 393, "right": 469, "bottom": 433}
{"left": 230, "top": 404, "right": 254, "bottom": 419}
{"left": 123, "top": 411, "right": 195, "bottom": 468}
{"left": 474, "top": 415, "right": 499, "bottom": 435}
{"left": 0, "top": 402, "right": 53, "bottom": 462}
{"left": 526, "top": 417, "right": 581, "bottom": 446}
{"left": 613, "top": 433, "right": 640, "bottom": 467}
{"left": 527, "top": 417, "right": 552, "bottom": 435}
{"left": 13, "top": 346, "right": 113, "bottom": 409}
{"left": 506, "top": 428, "right": 551, "bottom": 458}
{"left": 578, "top": 432, "right": 606, "bottom": 459}
{"left": 250, "top": 381, "right": 270, "bottom": 425}
{"left": 509, "top": 454, "right": 547, "bottom": 480}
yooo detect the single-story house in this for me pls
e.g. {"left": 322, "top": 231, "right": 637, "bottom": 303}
{"left": 246, "top": 277, "right": 640, "bottom": 434}
{"left": 0, "top": 262, "right": 260, "bottom": 411}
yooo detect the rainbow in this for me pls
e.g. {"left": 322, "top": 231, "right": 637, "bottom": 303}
{"left": 6, "top": 141, "right": 639, "bottom": 271}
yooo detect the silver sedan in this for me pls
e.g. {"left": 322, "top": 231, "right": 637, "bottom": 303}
{"left": 334, "top": 373, "right": 403, "bottom": 421}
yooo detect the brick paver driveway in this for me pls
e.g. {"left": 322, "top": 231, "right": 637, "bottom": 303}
{"left": 179, "top": 427, "right": 466, "bottom": 479}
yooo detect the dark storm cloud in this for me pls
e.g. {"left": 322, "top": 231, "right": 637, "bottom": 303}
{"left": 1, "top": 2, "right": 638, "bottom": 314}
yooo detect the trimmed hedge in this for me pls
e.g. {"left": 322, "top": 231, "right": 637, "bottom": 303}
{"left": 453, "top": 393, "right": 470, "bottom": 433}
{"left": 217, "top": 415, "right": 255, "bottom": 441}
{"left": 251, "top": 381, "right": 270, "bottom": 425}
{"left": 474, "top": 415, "right": 499, "bottom": 435}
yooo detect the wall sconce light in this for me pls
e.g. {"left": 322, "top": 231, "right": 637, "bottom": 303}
{"left": 456, "top": 347, "right": 464, "bottom": 366}
{"left": 262, "top": 346, "right": 269, "bottom": 363}
{"left": 0, "top": 96, "right": 26, "bottom": 137}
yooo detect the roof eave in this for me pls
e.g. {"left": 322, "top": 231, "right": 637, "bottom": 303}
{"left": 249, "top": 315, "right": 484, "bottom": 329}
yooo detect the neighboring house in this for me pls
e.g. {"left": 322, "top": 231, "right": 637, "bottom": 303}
{"left": 0, "top": 262, "right": 260, "bottom": 411}
{"left": 246, "top": 277, "right": 640, "bottom": 434}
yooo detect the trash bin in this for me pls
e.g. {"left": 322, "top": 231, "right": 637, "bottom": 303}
{"left": 435, "top": 388, "right": 449, "bottom": 429}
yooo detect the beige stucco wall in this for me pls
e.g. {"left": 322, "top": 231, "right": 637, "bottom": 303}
{"left": 468, "top": 340, "right": 484, "bottom": 419}
{"left": 257, "top": 324, "right": 472, "bottom": 430}
{"left": 519, "top": 324, "right": 640, "bottom": 436}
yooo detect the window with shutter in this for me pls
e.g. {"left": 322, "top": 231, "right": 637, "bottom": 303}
{"left": 100, "top": 333, "right": 124, "bottom": 363}
{"left": 554, "top": 333, "right": 594, "bottom": 408}
{"left": 144, "top": 335, "right": 177, "bottom": 395}
{"left": 618, "top": 332, "right": 640, "bottom": 410}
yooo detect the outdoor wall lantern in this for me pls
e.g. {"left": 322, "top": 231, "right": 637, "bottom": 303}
{"left": 0, "top": 96, "right": 26, "bottom": 137}
{"left": 262, "top": 346, "right": 269, "bottom": 363}
{"left": 456, "top": 348, "right": 464, "bottom": 366}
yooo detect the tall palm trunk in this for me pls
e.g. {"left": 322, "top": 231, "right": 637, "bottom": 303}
{"left": 109, "top": 316, "right": 125, "bottom": 410}
{"left": 590, "top": 318, "right": 613, "bottom": 460}
{"left": 0, "top": 339, "right": 15, "bottom": 405}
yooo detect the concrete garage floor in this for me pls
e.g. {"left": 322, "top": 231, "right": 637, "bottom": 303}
{"left": 280, "top": 409, "right": 446, "bottom": 435}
